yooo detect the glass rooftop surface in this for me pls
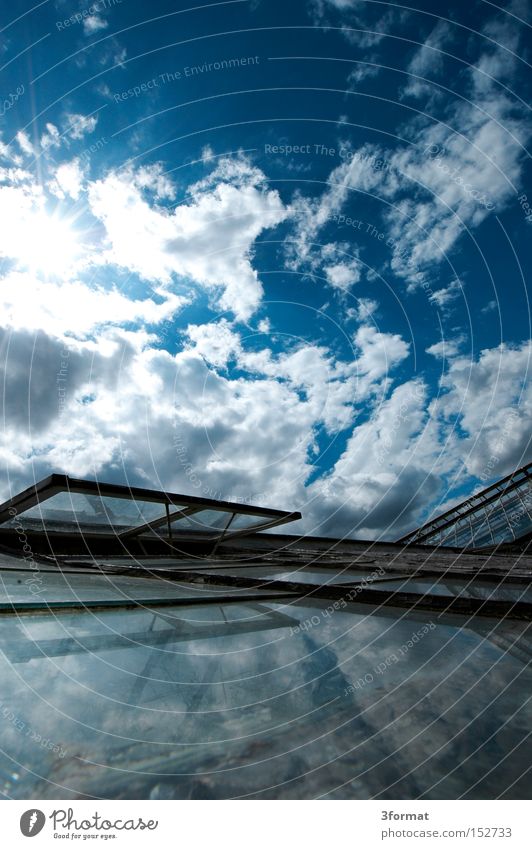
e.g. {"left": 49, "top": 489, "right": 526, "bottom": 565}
{"left": 0, "top": 569, "right": 295, "bottom": 607}
{"left": 0, "top": 597, "right": 529, "bottom": 800}
{"left": 184, "top": 565, "right": 383, "bottom": 585}
{"left": 363, "top": 577, "right": 532, "bottom": 603}
{"left": 0, "top": 474, "right": 530, "bottom": 800}
{"left": 399, "top": 462, "right": 532, "bottom": 550}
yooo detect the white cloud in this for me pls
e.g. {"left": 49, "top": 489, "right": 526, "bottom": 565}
{"left": 40, "top": 123, "right": 61, "bottom": 151}
{"left": 132, "top": 163, "right": 176, "bottom": 200}
{"left": 426, "top": 335, "right": 465, "bottom": 360}
{"left": 306, "top": 378, "right": 439, "bottom": 538}
{"left": 65, "top": 113, "right": 98, "bottom": 140}
{"left": 84, "top": 15, "right": 108, "bottom": 34}
{"left": 0, "top": 325, "right": 316, "bottom": 506}
{"left": 433, "top": 341, "right": 532, "bottom": 479}
{"left": 428, "top": 279, "right": 463, "bottom": 309}
{"left": 324, "top": 260, "right": 361, "bottom": 290}
{"left": 401, "top": 21, "right": 453, "bottom": 99}
{"left": 353, "top": 324, "right": 410, "bottom": 384}
{"left": 0, "top": 273, "right": 186, "bottom": 338}
{"left": 88, "top": 158, "right": 288, "bottom": 320}
{"left": 16, "top": 131, "right": 34, "bottom": 157}
{"left": 185, "top": 319, "right": 241, "bottom": 369}
{"left": 185, "top": 319, "right": 410, "bottom": 436}
{"left": 348, "top": 297, "right": 379, "bottom": 322}
{"left": 347, "top": 63, "right": 380, "bottom": 86}
{"left": 284, "top": 22, "right": 531, "bottom": 295}
{"left": 49, "top": 159, "right": 86, "bottom": 199}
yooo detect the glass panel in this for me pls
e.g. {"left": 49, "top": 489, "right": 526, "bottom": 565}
{"left": 424, "top": 480, "right": 532, "bottom": 549}
{"left": 3, "top": 491, "right": 170, "bottom": 532}
{"left": 367, "top": 577, "right": 532, "bottom": 603}
{"left": 189, "top": 565, "right": 382, "bottom": 585}
{"left": 229, "top": 513, "right": 273, "bottom": 530}
{"left": 184, "top": 510, "right": 234, "bottom": 532}
{"left": 141, "top": 509, "right": 234, "bottom": 537}
{"left": 0, "top": 598, "right": 529, "bottom": 799}
{"left": 0, "top": 569, "right": 293, "bottom": 606}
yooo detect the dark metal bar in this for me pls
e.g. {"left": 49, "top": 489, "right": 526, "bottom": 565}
{"left": 0, "top": 475, "right": 64, "bottom": 525}
{"left": 210, "top": 512, "right": 236, "bottom": 557}
{"left": 56, "top": 475, "right": 297, "bottom": 518}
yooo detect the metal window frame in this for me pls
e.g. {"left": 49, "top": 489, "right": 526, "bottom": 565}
{"left": 398, "top": 462, "right": 532, "bottom": 547}
{"left": 0, "top": 473, "right": 301, "bottom": 543}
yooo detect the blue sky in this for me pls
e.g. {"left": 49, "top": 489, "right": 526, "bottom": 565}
{"left": 0, "top": 0, "right": 531, "bottom": 538}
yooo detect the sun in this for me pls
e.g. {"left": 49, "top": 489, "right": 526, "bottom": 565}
{"left": 23, "top": 211, "right": 81, "bottom": 277}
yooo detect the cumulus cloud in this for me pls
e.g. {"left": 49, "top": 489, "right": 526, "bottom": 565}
{"left": 348, "top": 297, "right": 379, "bottom": 322}
{"left": 426, "top": 335, "right": 466, "bottom": 360}
{"left": 0, "top": 273, "right": 186, "bottom": 338}
{"left": 434, "top": 341, "right": 532, "bottom": 479}
{"left": 88, "top": 157, "right": 288, "bottom": 320}
{"left": 306, "top": 379, "right": 440, "bottom": 538}
{"left": 48, "top": 159, "right": 86, "bottom": 200}
{"left": 185, "top": 318, "right": 410, "bottom": 435}
{"left": 84, "top": 15, "right": 108, "bottom": 34}
{"left": 0, "top": 9, "right": 530, "bottom": 544}
{"left": 65, "top": 113, "right": 98, "bottom": 140}
{"left": 286, "top": 21, "right": 530, "bottom": 295}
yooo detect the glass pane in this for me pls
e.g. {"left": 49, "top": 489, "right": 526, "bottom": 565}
{"left": 189, "top": 565, "right": 381, "bottom": 585}
{"left": 3, "top": 491, "right": 170, "bottom": 532}
{"left": 367, "top": 577, "right": 532, "bottom": 603}
{"left": 229, "top": 513, "right": 272, "bottom": 530}
{"left": 424, "top": 481, "right": 532, "bottom": 549}
{"left": 0, "top": 598, "right": 530, "bottom": 799}
{"left": 141, "top": 509, "right": 233, "bottom": 537}
{"left": 0, "top": 568, "right": 294, "bottom": 606}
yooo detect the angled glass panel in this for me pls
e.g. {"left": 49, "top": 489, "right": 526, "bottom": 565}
{"left": 2, "top": 491, "right": 169, "bottom": 532}
{"left": 0, "top": 475, "right": 301, "bottom": 541}
{"left": 400, "top": 463, "right": 532, "bottom": 550}
{"left": 140, "top": 509, "right": 233, "bottom": 537}
{"left": 228, "top": 513, "right": 275, "bottom": 530}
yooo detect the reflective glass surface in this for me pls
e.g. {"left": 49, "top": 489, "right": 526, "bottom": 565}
{"left": 0, "top": 569, "right": 293, "bottom": 605}
{"left": 142, "top": 509, "right": 234, "bottom": 537}
{"left": 368, "top": 577, "right": 532, "bottom": 602}
{"left": 229, "top": 513, "right": 275, "bottom": 530}
{"left": 3, "top": 492, "right": 168, "bottom": 532}
{"left": 189, "top": 565, "right": 383, "bottom": 585}
{"left": 419, "top": 479, "right": 532, "bottom": 549}
{"left": 0, "top": 595, "right": 529, "bottom": 799}
{"left": 0, "top": 482, "right": 295, "bottom": 540}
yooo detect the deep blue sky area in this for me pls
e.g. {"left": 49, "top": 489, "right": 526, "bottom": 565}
{"left": 0, "top": 0, "right": 531, "bottom": 538}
